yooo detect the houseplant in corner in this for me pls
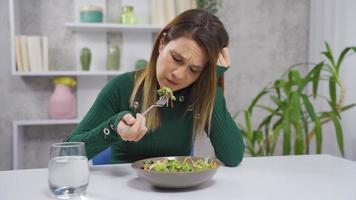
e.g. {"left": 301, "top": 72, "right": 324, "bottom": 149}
{"left": 235, "top": 42, "right": 356, "bottom": 157}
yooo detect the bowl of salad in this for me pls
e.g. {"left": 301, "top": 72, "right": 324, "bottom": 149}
{"left": 131, "top": 156, "right": 220, "bottom": 188}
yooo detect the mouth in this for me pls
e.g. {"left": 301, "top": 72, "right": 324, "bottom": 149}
{"left": 165, "top": 78, "right": 178, "bottom": 88}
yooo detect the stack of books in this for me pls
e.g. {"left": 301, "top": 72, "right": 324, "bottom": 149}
{"left": 15, "top": 35, "right": 49, "bottom": 72}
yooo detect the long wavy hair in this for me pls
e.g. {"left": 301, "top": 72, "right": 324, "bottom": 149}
{"left": 130, "top": 9, "right": 229, "bottom": 137}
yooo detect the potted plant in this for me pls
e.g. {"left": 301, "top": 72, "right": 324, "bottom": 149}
{"left": 196, "top": 0, "right": 223, "bottom": 14}
{"left": 235, "top": 43, "right": 356, "bottom": 157}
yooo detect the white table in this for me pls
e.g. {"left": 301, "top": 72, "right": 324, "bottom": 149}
{"left": 1, "top": 154, "right": 356, "bottom": 200}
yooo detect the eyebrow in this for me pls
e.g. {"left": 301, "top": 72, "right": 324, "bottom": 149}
{"left": 171, "top": 50, "right": 203, "bottom": 69}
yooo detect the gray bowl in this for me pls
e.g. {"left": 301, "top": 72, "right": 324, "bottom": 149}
{"left": 131, "top": 156, "right": 220, "bottom": 188}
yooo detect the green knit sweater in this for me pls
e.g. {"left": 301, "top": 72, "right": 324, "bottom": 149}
{"left": 65, "top": 67, "right": 245, "bottom": 167}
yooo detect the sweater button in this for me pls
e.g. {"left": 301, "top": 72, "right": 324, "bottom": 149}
{"left": 178, "top": 96, "right": 184, "bottom": 102}
{"left": 103, "top": 128, "right": 110, "bottom": 136}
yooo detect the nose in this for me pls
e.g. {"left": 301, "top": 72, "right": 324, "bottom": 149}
{"left": 171, "top": 66, "right": 186, "bottom": 81}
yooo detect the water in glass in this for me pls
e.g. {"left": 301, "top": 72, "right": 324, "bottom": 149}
{"left": 48, "top": 142, "right": 89, "bottom": 199}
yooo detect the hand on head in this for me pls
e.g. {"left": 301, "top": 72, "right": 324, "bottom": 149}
{"left": 117, "top": 113, "right": 148, "bottom": 142}
{"left": 217, "top": 47, "right": 231, "bottom": 67}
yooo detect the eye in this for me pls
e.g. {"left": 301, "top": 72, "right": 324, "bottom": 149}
{"left": 189, "top": 66, "right": 199, "bottom": 74}
{"left": 171, "top": 54, "right": 183, "bottom": 64}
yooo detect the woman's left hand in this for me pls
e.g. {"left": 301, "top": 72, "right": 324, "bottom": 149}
{"left": 217, "top": 47, "right": 231, "bottom": 68}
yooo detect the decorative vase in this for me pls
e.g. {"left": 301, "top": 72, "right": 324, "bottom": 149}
{"left": 80, "top": 47, "right": 91, "bottom": 71}
{"left": 107, "top": 44, "right": 120, "bottom": 70}
{"left": 135, "top": 59, "right": 148, "bottom": 70}
{"left": 118, "top": 5, "right": 137, "bottom": 24}
{"left": 49, "top": 77, "right": 77, "bottom": 119}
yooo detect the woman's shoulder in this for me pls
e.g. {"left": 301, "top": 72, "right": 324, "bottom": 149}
{"left": 101, "top": 71, "right": 137, "bottom": 93}
{"left": 108, "top": 71, "right": 136, "bottom": 86}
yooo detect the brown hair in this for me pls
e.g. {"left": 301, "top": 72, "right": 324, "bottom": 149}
{"left": 130, "top": 9, "right": 229, "bottom": 137}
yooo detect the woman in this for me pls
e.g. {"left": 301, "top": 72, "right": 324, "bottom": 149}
{"left": 65, "top": 9, "right": 244, "bottom": 167}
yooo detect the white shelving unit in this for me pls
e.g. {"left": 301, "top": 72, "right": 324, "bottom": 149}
{"left": 12, "top": 70, "right": 130, "bottom": 76}
{"left": 65, "top": 22, "right": 162, "bottom": 33}
{"left": 9, "top": 0, "right": 161, "bottom": 169}
{"left": 12, "top": 119, "right": 80, "bottom": 169}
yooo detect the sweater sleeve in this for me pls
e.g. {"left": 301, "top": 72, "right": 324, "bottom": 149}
{"left": 208, "top": 87, "right": 245, "bottom": 167}
{"left": 217, "top": 65, "right": 228, "bottom": 77}
{"left": 64, "top": 76, "right": 131, "bottom": 160}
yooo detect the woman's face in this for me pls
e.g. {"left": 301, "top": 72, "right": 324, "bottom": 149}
{"left": 156, "top": 36, "right": 208, "bottom": 91}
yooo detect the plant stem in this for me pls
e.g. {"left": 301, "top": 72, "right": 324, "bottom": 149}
{"left": 307, "top": 81, "right": 346, "bottom": 142}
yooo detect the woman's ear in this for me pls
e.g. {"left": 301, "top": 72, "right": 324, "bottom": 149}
{"left": 158, "top": 33, "right": 167, "bottom": 53}
{"left": 158, "top": 37, "right": 165, "bottom": 53}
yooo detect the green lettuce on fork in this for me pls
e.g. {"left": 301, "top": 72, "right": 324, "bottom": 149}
{"left": 157, "top": 86, "right": 176, "bottom": 107}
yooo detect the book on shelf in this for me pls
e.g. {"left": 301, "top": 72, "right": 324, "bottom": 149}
{"left": 150, "top": 0, "right": 196, "bottom": 26}
{"left": 15, "top": 36, "right": 23, "bottom": 71}
{"left": 19, "top": 36, "right": 30, "bottom": 72}
{"left": 15, "top": 35, "right": 49, "bottom": 72}
{"left": 27, "top": 36, "right": 43, "bottom": 71}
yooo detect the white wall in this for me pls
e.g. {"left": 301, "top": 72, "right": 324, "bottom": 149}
{"left": 309, "top": 0, "right": 356, "bottom": 160}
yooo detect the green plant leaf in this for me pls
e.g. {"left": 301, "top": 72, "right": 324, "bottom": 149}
{"left": 257, "top": 104, "right": 284, "bottom": 130}
{"left": 270, "top": 123, "right": 283, "bottom": 155}
{"left": 310, "top": 62, "right": 323, "bottom": 99}
{"left": 271, "top": 95, "right": 283, "bottom": 106}
{"left": 302, "top": 94, "right": 316, "bottom": 120}
{"left": 336, "top": 47, "right": 351, "bottom": 73}
{"left": 293, "top": 122, "right": 304, "bottom": 155}
{"left": 283, "top": 108, "right": 291, "bottom": 155}
{"left": 314, "top": 117, "right": 322, "bottom": 154}
{"left": 352, "top": 47, "right": 356, "bottom": 53}
{"left": 258, "top": 114, "right": 273, "bottom": 130}
{"left": 341, "top": 103, "right": 356, "bottom": 111}
{"left": 329, "top": 77, "right": 337, "bottom": 107}
{"left": 323, "top": 42, "right": 336, "bottom": 67}
{"left": 327, "top": 100, "right": 341, "bottom": 119}
{"left": 320, "top": 103, "right": 356, "bottom": 121}
{"left": 274, "top": 80, "right": 282, "bottom": 98}
{"left": 244, "top": 111, "right": 253, "bottom": 142}
{"left": 246, "top": 145, "right": 257, "bottom": 157}
{"left": 329, "top": 113, "right": 344, "bottom": 157}
{"left": 248, "top": 90, "right": 268, "bottom": 113}
{"left": 291, "top": 70, "right": 303, "bottom": 90}
{"left": 301, "top": 94, "right": 322, "bottom": 154}
{"left": 291, "top": 92, "right": 301, "bottom": 120}
{"left": 302, "top": 114, "right": 309, "bottom": 154}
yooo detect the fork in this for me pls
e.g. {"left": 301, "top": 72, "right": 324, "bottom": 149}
{"left": 120, "top": 96, "right": 169, "bottom": 132}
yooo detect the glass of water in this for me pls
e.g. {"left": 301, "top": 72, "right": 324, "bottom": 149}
{"left": 48, "top": 142, "right": 89, "bottom": 199}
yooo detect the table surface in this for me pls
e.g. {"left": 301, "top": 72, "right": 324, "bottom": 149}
{"left": 1, "top": 154, "right": 356, "bottom": 200}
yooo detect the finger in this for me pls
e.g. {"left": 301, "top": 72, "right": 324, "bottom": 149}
{"left": 122, "top": 114, "right": 144, "bottom": 141}
{"left": 221, "top": 47, "right": 231, "bottom": 66}
{"left": 117, "top": 121, "right": 136, "bottom": 141}
{"left": 122, "top": 113, "right": 136, "bottom": 125}
{"left": 134, "top": 114, "right": 147, "bottom": 141}
{"left": 133, "top": 127, "right": 148, "bottom": 142}
{"left": 217, "top": 53, "right": 227, "bottom": 67}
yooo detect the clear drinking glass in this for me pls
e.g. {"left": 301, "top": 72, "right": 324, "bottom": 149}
{"left": 48, "top": 142, "right": 89, "bottom": 199}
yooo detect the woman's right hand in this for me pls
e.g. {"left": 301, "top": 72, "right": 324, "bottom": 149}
{"left": 117, "top": 113, "right": 148, "bottom": 142}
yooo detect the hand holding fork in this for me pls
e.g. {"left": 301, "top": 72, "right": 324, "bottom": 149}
{"left": 116, "top": 96, "right": 169, "bottom": 142}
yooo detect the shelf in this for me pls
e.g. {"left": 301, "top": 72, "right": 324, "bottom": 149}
{"left": 13, "top": 119, "right": 80, "bottom": 126}
{"left": 12, "top": 70, "right": 129, "bottom": 76}
{"left": 65, "top": 23, "right": 162, "bottom": 33}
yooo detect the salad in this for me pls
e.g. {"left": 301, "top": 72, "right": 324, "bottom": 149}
{"left": 157, "top": 86, "right": 176, "bottom": 107}
{"left": 143, "top": 156, "right": 219, "bottom": 172}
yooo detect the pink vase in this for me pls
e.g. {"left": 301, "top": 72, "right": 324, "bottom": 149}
{"left": 49, "top": 84, "right": 76, "bottom": 119}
